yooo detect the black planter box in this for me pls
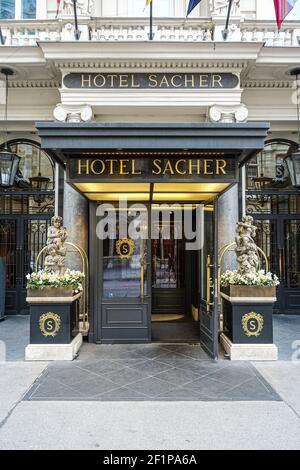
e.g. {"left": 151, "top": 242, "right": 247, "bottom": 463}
{"left": 27, "top": 293, "right": 81, "bottom": 345}
{"left": 221, "top": 286, "right": 276, "bottom": 344}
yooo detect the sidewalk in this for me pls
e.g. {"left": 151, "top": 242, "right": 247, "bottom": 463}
{"left": 0, "top": 315, "right": 300, "bottom": 449}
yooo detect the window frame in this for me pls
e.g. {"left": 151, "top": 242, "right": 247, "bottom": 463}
{"left": 0, "top": 0, "right": 37, "bottom": 20}
{"left": 246, "top": 138, "right": 299, "bottom": 193}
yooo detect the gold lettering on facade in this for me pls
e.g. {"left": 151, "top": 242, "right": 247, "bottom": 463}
{"left": 170, "top": 75, "right": 182, "bottom": 88}
{"left": 174, "top": 159, "right": 187, "bottom": 175}
{"left": 212, "top": 74, "right": 223, "bottom": 87}
{"left": 162, "top": 160, "right": 175, "bottom": 175}
{"left": 152, "top": 159, "right": 162, "bottom": 174}
{"left": 199, "top": 74, "right": 209, "bottom": 87}
{"left": 159, "top": 75, "right": 170, "bottom": 87}
{"left": 107, "top": 75, "right": 118, "bottom": 87}
{"left": 132, "top": 160, "right": 142, "bottom": 175}
{"left": 204, "top": 160, "right": 214, "bottom": 175}
{"left": 93, "top": 74, "right": 106, "bottom": 88}
{"left": 75, "top": 158, "right": 231, "bottom": 178}
{"left": 90, "top": 159, "right": 105, "bottom": 175}
{"left": 75, "top": 73, "right": 232, "bottom": 89}
{"left": 131, "top": 75, "right": 141, "bottom": 88}
{"left": 119, "top": 160, "right": 130, "bottom": 175}
{"left": 81, "top": 74, "right": 91, "bottom": 88}
{"left": 216, "top": 159, "right": 227, "bottom": 175}
{"left": 107, "top": 159, "right": 118, "bottom": 175}
{"left": 184, "top": 74, "right": 195, "bottom": 88}
{"left": 148, "top": 75, "right": 158, "bottom": 88}
{"left": 77, "top": 159, "right": 89, "bottom": 175}
{"left": 119, "top": 75, "right": 129, "bottom": 88}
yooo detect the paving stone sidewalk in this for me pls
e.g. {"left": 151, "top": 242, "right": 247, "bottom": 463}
{"left": 24, "top": 343, "right": 281, "bottom": 401}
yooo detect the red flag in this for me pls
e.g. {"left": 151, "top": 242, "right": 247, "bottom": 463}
{"left": 56, "top": 0, "right": 62, "bottom": 17}
{"left": 273, "top": 0, "right": 297, "bottom": 29}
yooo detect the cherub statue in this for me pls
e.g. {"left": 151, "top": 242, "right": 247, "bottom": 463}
{"left": 235, "top": 215, "right": 259, "bottom": 275}
{"left": 210, "top": 0, "right": 240, "bottom": 16}
{"left": 61, "top": 0, "right": 73, "bottom": 16}
{"left": 44, "top": 216, "right": 68, "bottom": 275}
{"left": 60, "top": 0, "right": 92, "bottom": 16}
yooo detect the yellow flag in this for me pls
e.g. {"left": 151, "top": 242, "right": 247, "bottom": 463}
{"left": 146, "top": 0, "right": 152, "bottom": 5}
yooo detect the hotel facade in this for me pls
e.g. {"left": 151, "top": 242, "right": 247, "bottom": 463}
{"left": 0, "top": 0, "right": 300, "bottom": 358}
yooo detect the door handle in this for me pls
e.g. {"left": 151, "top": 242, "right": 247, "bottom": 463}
{"left": 140, "top": 260, "right": 145, "bottom": 302}
{"left": 278, "top": 248, "right": 284, "bottom": 281}
{"left": 206, "top": 254, "right": 214, "bottom": 312}
{"left": 16, "top": 247, "right": 23, "bottom": 282}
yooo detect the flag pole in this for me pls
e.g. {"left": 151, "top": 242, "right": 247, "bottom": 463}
{"left": 222, "top": 0, "right": 233, "bottom": 40}
{"left": 149, "top": 1, "right": 154, "bottom": 40}
{"left": 72, "top": 0, "right": 81, "bottom": 40}
{"left": 0, "top": 27, "right": 4, "bottom": 45}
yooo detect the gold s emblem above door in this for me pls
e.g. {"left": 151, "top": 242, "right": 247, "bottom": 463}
{"left": 39, "top": 312, "right": 61, "bottom": 337}
{"left": 242, "top": 312, "right": 264, "bottom": 337}
{"left": 116, "top": 239, "right": 135, "bottom": 260}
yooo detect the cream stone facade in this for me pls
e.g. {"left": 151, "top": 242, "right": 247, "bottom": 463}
{"left": 0, "top": 1, "right": 299, "bottom": 132}
{"left": 0, "top": 0, "right": 300, "bottom": 352}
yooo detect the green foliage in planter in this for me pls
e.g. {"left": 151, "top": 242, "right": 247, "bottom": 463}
{"left": 220, "top": 270, "right": 279, "bottom": 287}
{"left": 26, "top": 269, "right": 85, "bottom": 294}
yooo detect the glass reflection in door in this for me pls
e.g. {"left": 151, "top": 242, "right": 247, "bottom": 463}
{"left": 102, "top": 210, "right": 148, "bottom": 299}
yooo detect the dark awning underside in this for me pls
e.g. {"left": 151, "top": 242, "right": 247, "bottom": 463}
{"left": 36, "top": 121, "right": 269, "bottom": 167}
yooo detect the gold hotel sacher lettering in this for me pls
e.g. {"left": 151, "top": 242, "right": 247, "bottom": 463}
{"left": 79, "top": 73, "right": 226, "bottom": 89}
{"left": 77, "top": 159, "right": 227, "bottom": 176}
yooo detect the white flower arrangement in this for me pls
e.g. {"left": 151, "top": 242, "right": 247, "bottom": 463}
{"left": 26, "top": 269, "right": 85, "bottom": 293}
{"left": 220, "top": 270, "right": 280, "bottom": 287}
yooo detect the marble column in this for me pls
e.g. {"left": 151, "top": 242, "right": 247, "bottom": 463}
{"left": 63, "top": 179, "right": 88, "bottom": 271}
{"left": 217, "top": 184, "right": 239, "bottom": 271}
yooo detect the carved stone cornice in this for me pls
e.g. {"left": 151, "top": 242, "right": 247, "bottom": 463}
{"left": 242, "top": 80, "right": 292, "bottom": 88}
{"left": 56, "top": 60, "right": 247, "bottom": 71}
{"left": 8, "top": 80, "right": 60, "bottom": 88}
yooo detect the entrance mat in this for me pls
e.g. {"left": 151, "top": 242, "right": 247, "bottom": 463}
{"left": 151, "top": 321, "right": 200, "bottom": 342}
{"left": 24, "top": 344, "right": 281, "bottom": 402}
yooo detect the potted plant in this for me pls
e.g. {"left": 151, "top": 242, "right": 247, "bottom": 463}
{"left": 220, "top": 270, "right": 279, "bottom": 298}
{"left": 26, "top": 269, "right": 85, "bottom": 298}
{"left": 220, "top": 216, "right": 279, "bottom": 358}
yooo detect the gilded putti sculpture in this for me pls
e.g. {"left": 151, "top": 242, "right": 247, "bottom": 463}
{"left": 44, "top": 216, "right": 68, "bottom": 275}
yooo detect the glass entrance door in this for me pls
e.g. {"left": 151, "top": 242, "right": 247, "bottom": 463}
{"left": 199, "top": 204, "right": 218, "bottom": 358}
{"left": 97, "top": 206, "right": 151, "bottom": 342}
{"left": 151, "top": 211, "right": 185, "bottom": 315}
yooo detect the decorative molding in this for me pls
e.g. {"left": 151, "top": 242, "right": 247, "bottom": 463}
{"left": 209, "top": 103, "right": 248, "bottom": 123}
{"left": 53, "top": 103, "right": 93, "bottom": 122}
{"left": 56, "top": 61, "right": 247, "bottom": 71}
{"left": 242, "top": 80, "right": 293, "bottom": 89}
{"left": 8, "top": 80, "right": 60, "bottom": 88}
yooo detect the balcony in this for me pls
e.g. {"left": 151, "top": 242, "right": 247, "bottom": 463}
{"left": 0, "top": 17, "right": 299, "bottom": 47}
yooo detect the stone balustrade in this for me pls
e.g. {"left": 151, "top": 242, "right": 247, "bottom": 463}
{"left": 0, "top": 17, "right": 299, "bottom": 46}
{"left": 241, "top": 21, "right": 300, "bottom": 46}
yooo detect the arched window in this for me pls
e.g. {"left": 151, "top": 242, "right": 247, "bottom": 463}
{"left": 1, "top": 139, "right": 54, "bottom": 190}
{"left": 0, "top": 139, "right": 55, "bottom": 214}
{"left": 246, "top": 139, "right": 298, "bottom": 191}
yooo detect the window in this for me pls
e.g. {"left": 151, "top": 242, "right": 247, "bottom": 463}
{"left": 21, "top": 0, "right": 36, "bottom": 19}
{"left": 0, "top": 0, "right": 36, "bottom": 20}
{"left": 246, "top": 140, "right": 298, "bottom": 191}
{"left": 0, "top": 0, "right": 15, "bottom": 19}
